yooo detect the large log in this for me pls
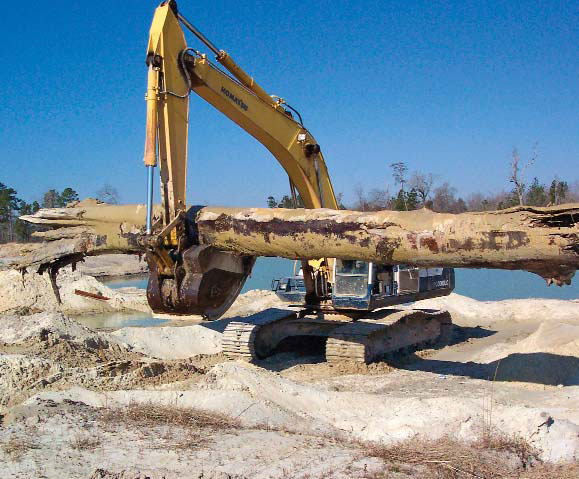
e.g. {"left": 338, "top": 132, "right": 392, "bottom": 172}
{"left": 19, "top": 201, "right": 579, "bottom": 285}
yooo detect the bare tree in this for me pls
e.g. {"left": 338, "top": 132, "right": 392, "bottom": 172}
{"left": 431, "top": 182, "right": 467, "bottom": 213}
{"left": 408, "top": 172, "right": 434, "bottom": 206}
{"left": 567, "top": 180, "right": 579, "bottom": 202}
{"left": 510, "top": 147, "right": 536, "bottom": 206}
{"left": 96, "top": 184, "right": 120, "bottom": 205}
{"left": 465, "top": 192, "right": 487, "bottom": 211}
{"left": 432, "top": 183, "right": 456, "bottom": 212}
{"left": 352, "top": 184, "right": 368, "bottom": 211}
{"left": 367, "top": 188, "right": 390, "bottom": 211}
{"left": 352, "top": 184, "right": 390, "bottom": 211}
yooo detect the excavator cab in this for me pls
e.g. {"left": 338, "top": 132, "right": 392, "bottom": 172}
{"left": 273, "top": 260, "right": 455, "bottom": 312}
{"left": 332, "top": 261, "right": 455, "bottom": 311}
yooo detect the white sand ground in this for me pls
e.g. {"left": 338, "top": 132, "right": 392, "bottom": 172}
{"left": 0, "top": 270, "right": 578, "bottom": 477}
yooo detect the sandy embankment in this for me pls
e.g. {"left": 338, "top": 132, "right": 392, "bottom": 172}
{"left": 0, "top": 264, "right": 578, "bottom": 477}
{"left": 0, "top": 267, "right": 149, "bottom": 316}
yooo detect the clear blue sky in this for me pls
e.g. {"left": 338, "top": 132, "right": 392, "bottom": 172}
{"left": 1, "top": 0, "right": 577, "bottom": 207}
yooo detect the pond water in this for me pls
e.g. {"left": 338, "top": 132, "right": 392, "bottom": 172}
{"left": 92, "top": 257, "right": 577, "bottom": 330}
{"left": 73, "top": 311, "right": 168, "bottom": 330}
{"left": 102, "top": 257, "right": 579, "bottom": 301}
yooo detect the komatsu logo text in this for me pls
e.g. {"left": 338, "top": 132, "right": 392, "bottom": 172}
{"left": 221, "top": 86, "right": 248, "bottom": 111}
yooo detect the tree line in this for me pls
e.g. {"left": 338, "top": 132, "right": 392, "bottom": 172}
{"left": 268, "top": 149, "right": 578, "bottom": 213}
{"left": 0, "top": 183, "right": 120, "bottom": 243}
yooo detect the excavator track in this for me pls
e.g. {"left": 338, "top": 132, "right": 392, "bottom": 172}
{"left": 326, "top": 309, "right": 452, "bottom": 363}
{"left": 222, "top": 309, "right": 299, "bottom": 361}
{"left": 222, "top": 307, "right": 452, "bottom": 364}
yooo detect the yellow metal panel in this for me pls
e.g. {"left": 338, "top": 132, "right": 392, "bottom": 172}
{"left": 146, "top": 4, "right": 189, "bottom": 220}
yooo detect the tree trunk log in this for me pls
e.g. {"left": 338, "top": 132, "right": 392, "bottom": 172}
{"left": 19, "top": 201, "right": 579, "bottom": 285}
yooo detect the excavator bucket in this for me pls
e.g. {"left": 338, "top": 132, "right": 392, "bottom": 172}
{"left": 146, "top": 244, "right": 255, "bottom": 320}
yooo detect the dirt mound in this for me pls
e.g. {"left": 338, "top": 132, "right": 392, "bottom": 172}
{"left": 468, "top": 321, "right": 579, "bottom": 385}
{"left": 0, "top": 312, "right": 139, "bottom": 364}
{"left": 0, "top": 312, "right": 221, "bottom": 413}
{"left": 222, "top": 289, "right": 287, "bottom": 318}
{"left": 111, "top": 324, "right": 222, "bottom": 359}
{"left": 414, "top": 293, "right": 579, "bottom": 326}
{"left": 0, "top": 354, "right": 59, "bottom": 411}
{"left": 0, "top": 269, "right": 150, "bottom": 315}
{"left": 0, "top": 350, "right": 213, "bottom": 414}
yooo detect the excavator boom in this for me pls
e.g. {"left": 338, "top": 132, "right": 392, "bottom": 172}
{"left": 143, "top": 1, "right": 338, "bottom": 317}
{"left": 144, "top": 1, "right": 337, "bottom": 218}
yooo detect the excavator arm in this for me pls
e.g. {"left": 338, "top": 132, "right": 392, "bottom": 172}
{"left": 144, "top": 1, "right": 337, "bottom": 318}
{"left": 182, "top": 54, "right": 338, "bottom": 210}
{"left": 144, "top": 1, "right": 337, "bottom": 215}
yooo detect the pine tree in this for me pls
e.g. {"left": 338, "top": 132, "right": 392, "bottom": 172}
{"left": 525, "top": 177, "right": 547, "bottom": 206}
{"left": 42, "top": 189, "right": 61, "bottom": 208}
{"left": 60, "top": 187, "right": 79, "bottom": 206}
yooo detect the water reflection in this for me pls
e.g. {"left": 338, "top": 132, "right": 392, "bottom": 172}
{"left": 100, "top": 274, "right": 148, "bottom": 290}
{"left": 73, "top": 311, "right": 168, "bottom": 330}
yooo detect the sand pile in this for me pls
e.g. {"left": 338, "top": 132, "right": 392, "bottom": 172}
{"left": 0, "top": 354, "right": 59, "bottom": 411}
{"left": 415, "top": 293, "right": 579, "bottom": 326}
{"left": 467, "top": 321, "right": 579, "bottom": 385}
{"left": 0, "top": 311, "right": 106, "bottom": 345}
{"left": 0, "top": 269, "right": 149, "bottom": 315}
{"left": 111, "top": 325, "right": 222, "bottom": 358}
{"left": 0, "top": 312, "right": 219, "bottom": 411}
{"left": 222, "top": 289, "right": 287, "bottom": 318}
{"left": 415, "top": 294, "right": 579, "bottom": 386}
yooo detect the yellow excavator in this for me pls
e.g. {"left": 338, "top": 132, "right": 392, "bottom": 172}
{"left": 142, "top": 1, "right": 454, "bottom": 362}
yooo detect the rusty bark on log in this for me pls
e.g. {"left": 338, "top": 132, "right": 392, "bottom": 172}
{"left": 19, "top": 202, "right": 579, "bottom": 285}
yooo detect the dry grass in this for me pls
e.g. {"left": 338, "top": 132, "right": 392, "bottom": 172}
{"left": 99, "top": 402, "right": 242, "bottom": 450}
{"left": 68, "top": 434, "right": 102, "bottom": 450}
{"left": 100, "top": 402, "right": 242, "bottom": 432}
{"left": 93, "top": 403, "right": 578, "bottom": 476}
{"left": 364, "top": 435, "right": 577, "bottom": 479}
{"left": 476, "top": 429, "right": 540, "bottom": 467}
{"left": 519, "top": 462, "right": 579, "bottom": 479}
{"left": 1, "top": 437, "right": 41, "bottom": 461}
